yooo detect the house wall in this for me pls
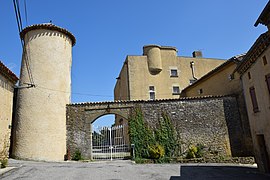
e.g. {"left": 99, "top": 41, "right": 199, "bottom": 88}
{"left": 241, "top": 46, "right": 270, "bottom": 172}
{"left": 0, "top": 75, "right": 15, "bottom": 163}
{"left": 181, "top": 61, "right": 253, "bottom": 156}
{"left": 182, "top": 63, "right": 240, "bottom": 96}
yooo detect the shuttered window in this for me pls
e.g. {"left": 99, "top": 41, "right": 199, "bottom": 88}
{"left": 266, "top": 74, "right": 270, "bottom": 94}
{"left": 249, "top": 86, "right": 259, "bottom": 113}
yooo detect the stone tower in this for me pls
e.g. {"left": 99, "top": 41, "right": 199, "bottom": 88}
{"left": 12, "top": 23, "right": 76, "bottom": 161}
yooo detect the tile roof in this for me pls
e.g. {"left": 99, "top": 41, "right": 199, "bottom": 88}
{"left": 236, "top": 32, "right": 270, "bottom": 75}
{"left": 254, "top": 1, "right": 270, "bottom": 27}
{"left": 20, "top": 23, "right": 76, "bottom": 46}
{"left": 0, "top": 60, "right": 19, "bottom": 83}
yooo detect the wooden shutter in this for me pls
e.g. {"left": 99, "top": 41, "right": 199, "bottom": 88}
{"left": 249, "top": 87, "right": 259, "bottom": 113}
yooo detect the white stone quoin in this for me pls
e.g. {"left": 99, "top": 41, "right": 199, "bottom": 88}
{"left": 13, "top": 23, "right": 76, "bottom": 161}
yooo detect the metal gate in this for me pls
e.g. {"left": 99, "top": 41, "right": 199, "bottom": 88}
{"left": 91, "top": 124, "right": 130, "bottom": 160}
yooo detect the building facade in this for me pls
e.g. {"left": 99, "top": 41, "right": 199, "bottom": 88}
{"left": 114, "top": 45, "right": 225, "bottom": 101}
{"left": 236, "top": 1, "right": 270, "bottom": 173}
{"left": 180, "top": 55, "right": 244, "bottom": 97}
{"left": 0, "top": 61, "right": 18, "bottom": 165}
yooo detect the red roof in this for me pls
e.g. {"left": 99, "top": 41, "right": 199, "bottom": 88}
{"left": 0, "top": 60, "right": 19, "bottom": 84}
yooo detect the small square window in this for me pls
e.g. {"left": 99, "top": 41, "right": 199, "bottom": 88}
{"left": 149, "top": 86, "right": 155, "bottom": 100}
{"left": 170, "top": 69, "right": 178, "bottom": 77}
{"left": 248, "top": 72, "right": 251, "bottom": 80}
{"left": 198, "top": 89, "right": 203, "bottom": 94}
{"left": 172, "top": 86, "right": 180, "bottom": 95}
{"left": 263, "top": 56, "right": 267, "bottom": 65}
{"left": 149, "top": 86, "right": 155, "bottom": 91}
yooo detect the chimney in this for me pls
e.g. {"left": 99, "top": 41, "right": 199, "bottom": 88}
{"left": 192, "top": 51, "right": 203, "bottom": 58}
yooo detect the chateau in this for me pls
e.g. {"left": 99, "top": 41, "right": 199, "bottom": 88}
{"left": 114, "top": 45, "right": 225, "bottom": 101}
{"left": 0, "top": 0, "right": 269, "bottom": 175}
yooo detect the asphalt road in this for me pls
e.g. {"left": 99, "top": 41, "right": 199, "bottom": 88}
{"left": 1, "top": 159, "right": 269, "bottom": 180}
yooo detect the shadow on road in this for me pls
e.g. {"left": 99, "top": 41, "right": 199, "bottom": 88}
{"left": 170, "top": 165, "right": 270, "bottom": 180}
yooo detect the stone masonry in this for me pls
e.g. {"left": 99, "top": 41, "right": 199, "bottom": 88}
{"left": 66, "top": 95, "right": 251, "bottom": 160}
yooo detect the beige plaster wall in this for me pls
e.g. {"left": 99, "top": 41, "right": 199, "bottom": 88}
{"left": 241, "top": 46, "right": 270, "bottom": 172}
{"left": 114, "top": 61, "right": 129, "bottom": 100}
{"left": 114, "top": 46, "right": 225, "bottom": 101}
{"left": 0, "top": 75, "right": 14, "bottom": 161}
{"left": 183, "top": 62, "right": 240, "bottom": 96}
{"left": 13, "top": 28, "right": 73, "bottom": 161}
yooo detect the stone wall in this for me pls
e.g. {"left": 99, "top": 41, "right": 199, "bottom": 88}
{"left": 66, "top": 96, "right": 250, "bottom": 160}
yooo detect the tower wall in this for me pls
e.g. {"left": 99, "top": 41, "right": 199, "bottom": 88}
{"left": 13, "top": 24, "right": 75, "bottom": 161}
{"left": 143, "top": 45, "right": 162, "bottom": 74}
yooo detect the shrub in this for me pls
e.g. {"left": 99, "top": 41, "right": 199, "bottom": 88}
{"left": 0, "top": 159, "right": 8, "bottom": 168}
{"left": 148, "top": 144, "right": 165, "bottom": 159}
{"left": 186, "top": 145, "right": 198, "bottom": 159}
{"left": 186, "top": 144, "right": 205, "bottom": 159}
{"left": 72, "top": 150, "right": 83, "bottom": 161}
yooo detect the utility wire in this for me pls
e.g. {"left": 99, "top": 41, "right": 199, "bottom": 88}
{"left": 36, "top": 85, "right": 113, "bottom": 98}
{"left": 24, "top": 0, "right": 28, "bottom": 26}
{"left": 13, "top": 0, "right": 22, "bottom": 33}
{"left": 36, "top": 84, "right": 182, "bottom": 99}
{"left": 16, "top": 0, "right": 23, "bottom": 31}
{"left": 13, "top": 0, "right": 35, "bottom": 87}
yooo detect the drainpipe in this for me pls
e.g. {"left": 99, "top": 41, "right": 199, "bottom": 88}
{"left": 190, "top": 61, "right": 197, "bottom": 80}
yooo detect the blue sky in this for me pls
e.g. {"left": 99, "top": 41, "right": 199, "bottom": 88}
{"left": 0, "top": 0, "right": 268, "bottom": 126}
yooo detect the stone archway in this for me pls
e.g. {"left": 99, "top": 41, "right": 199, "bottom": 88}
{"left": 66, "top": 101, "right": 134, "bottom": 160}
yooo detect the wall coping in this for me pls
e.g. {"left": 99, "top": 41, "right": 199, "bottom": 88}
{"left": 68, "top": 94, "right": 235, "bottom": 106}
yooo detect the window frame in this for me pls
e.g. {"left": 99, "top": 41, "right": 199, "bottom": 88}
{"left": 170, "top": 69, "right": 178, "bottom": 77}
{"left": 248, "top": 72, "right": 251, "bottom": 80}
{"left": 172, "top": 86, "right": 180, "bottom": 95}
{"left": 249, "top": 86, "right": 259, "bottom": 113}
{"left": 149, "top": 86, "right": 155, "bottom": 100}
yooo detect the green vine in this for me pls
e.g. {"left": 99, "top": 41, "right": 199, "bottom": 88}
{"left": 129, "top": 108, "right": 155, "bottom": 158}
{"left": 129, "top": 108, "right": 178, "bottom": 161}
{"left": 155, "top": 112, "right": 177, "bottom": 157}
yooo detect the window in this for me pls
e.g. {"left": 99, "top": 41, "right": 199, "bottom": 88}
{"left": 249, "top": 86, "right": 259, "bottom": 113}
{"left": 263, "top": 56, "right": 268, "bottom": 65}
{"left": 266, "top": 74, "right": 270, "bottom": 94}
{"left": 248, "top": 72, "right": 251, "bottom": 80}
{"left": 149, "top": 86, "right": 155, "bottom": 100}
{"left": 189, "top": 79, "right": 196, "bottom": 85}
{"left": 198, "top": 89, "right": 203, "bottom": 94}
{"left": 172, "top": 86, "right": 180, "bottom": 95}
{"left": 170, "top": 69, "right": 178, "bottom": 77}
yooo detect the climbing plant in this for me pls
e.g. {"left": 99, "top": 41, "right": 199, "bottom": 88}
{"left": 155, "top": 112, "right": 177, "bottom": 157}
{"left": 129, "top": 108, "right": 155, "bottom": 158}
{"left": 128, "top": 108, "right": 178, "bottom": 161}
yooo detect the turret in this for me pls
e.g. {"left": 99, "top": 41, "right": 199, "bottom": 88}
{"left": 12, "top": 23, "right": 75, "bottom": 161}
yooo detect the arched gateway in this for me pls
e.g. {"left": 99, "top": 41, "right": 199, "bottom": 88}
{"left": 66, "top": 101, "right": 135, "bottom": 160}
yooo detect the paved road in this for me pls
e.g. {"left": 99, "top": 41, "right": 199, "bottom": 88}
{"left": 1, "top": 159, "right": 269, "bottom": 180}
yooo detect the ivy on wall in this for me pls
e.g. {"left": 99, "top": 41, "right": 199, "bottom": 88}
{"left": 128, "top": 108, "right": 177, "bottom": 161}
